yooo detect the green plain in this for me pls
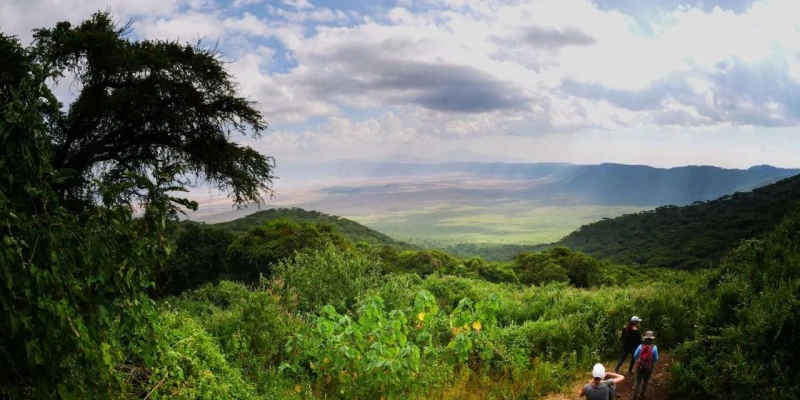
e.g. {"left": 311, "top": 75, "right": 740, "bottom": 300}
{"left": 345, "top": 204, "right": 649, "bottom": 247}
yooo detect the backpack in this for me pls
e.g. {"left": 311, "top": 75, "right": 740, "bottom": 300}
{"left": 608, "top": 382, "right": 616, "bottom": 400}
{"left": 637, "top": 344, "right": 654, "bottom": 371}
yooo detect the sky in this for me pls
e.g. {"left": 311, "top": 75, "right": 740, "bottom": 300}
{"left": 3, "top": 0, "right": 800, "bottom": 169}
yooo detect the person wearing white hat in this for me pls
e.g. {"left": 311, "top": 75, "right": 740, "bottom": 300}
{"left": 580, "top": 363, "right": 624, "bottom": 399}
{"left": 615, "top": 315, "right": 643, "bottom": 374}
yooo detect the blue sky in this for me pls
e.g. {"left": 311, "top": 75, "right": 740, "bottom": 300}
{"left": 3, "top": 0, "right": 800, "bottom": 169}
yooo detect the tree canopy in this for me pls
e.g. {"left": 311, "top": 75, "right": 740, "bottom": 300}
{"left": 557, "top": 173, "right": 800, "bottom": 269}
{"left": 24, "top": 12, "right": 275, "bottom": 212}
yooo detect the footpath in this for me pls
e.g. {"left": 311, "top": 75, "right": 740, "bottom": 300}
{"left": 545, "top": 352, "right": 673, "bottom": 400}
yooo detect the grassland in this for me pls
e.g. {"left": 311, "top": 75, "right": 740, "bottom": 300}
{"left": 345, "top": 204, "right": 648, "bottom": 248}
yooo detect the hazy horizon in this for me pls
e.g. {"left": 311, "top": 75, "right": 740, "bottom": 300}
{"left": 180, "top": 160, "right": 799, "bottom": 244}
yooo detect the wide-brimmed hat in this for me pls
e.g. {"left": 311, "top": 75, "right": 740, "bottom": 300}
{"left": 644, "top": 331, "right": 655, "bottom": 339}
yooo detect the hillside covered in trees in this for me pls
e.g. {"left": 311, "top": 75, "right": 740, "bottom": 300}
{"left": 212, "top": 207, "right": 418, "bottom": 250}
{"left": 557, "top": 172, "right": 800, "bottom": 269}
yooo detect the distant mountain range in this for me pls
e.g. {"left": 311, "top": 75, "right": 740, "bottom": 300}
{"left": 276, "top": 160, "right": 800, "bottom": 207}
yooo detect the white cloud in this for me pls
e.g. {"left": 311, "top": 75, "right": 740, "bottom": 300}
{"left": 3, "top": 0, "right": 800, "bottom": 168}
{"left": 281, "top": 0, "right": 314, "bottom": 10}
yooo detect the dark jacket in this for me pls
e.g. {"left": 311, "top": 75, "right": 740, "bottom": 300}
{"left": 621, "top": 325, "right": 642, "bottom": 351}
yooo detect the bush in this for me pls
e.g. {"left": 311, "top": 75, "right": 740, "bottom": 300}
{"left": 133, "top": 309, "right": 263, "bottom": 399}
{"left": 476, "top": 262, "right": 519, "bottom": 284}
{"left": 225, "top": 220, "right": 350, "bottom": 282}
{"left": 518, "top": 259, "right": 569, "bottom": 286}
{"left": 157, "top": 223, "right": 235, "bottom": 296}
{"left": 390, "top": 250, "right": 461, "bottom": 277}
{"left": 514, "top": 247, "right": 605, "bottom": 288}
{"left": 274, "top": 243, "right": 384, "bottom": 314}
{"left": 377, "top": 273, "right": 425, "bottom": 311}
{"left": 170, "top": 281, "right": 303, "bottom": 396}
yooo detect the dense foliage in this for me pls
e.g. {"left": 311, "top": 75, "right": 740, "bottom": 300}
{"left": 225, "top": 219, "right": 351, "bottom": 282}
{"left": 558, "top": 173, "right": 800, "bottom": 269}
{"left": 671, "top": 206, "right": 800, "bottom": 399}
{"left": 1, "top": 13, "right": 275, "bottom": 398}
{"left": 1, "top": 41, "right": 168, "bottom": 397}
{"left": 443, "top": 242, "right": 549, "bottom": 262}
{"left": 214, "top": 208, "right": 418, "bottom": 251}
{"left": 156, "top": 222, "right": 236, "bottom": 296}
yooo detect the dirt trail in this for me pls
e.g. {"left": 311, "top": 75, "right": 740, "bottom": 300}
{"left": 545, "top": 352, "right": 673, "bottom": 400}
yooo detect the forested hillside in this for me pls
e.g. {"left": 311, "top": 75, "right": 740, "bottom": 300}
{"left": 211, "top": 207, "right": 417, "bottom": 250}
{"left": 558, "top": 173, "right": 800, "bottom": 269}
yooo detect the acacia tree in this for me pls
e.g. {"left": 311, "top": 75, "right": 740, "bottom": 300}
{"left": 30, "top": 12, "right": 275, "bottom": 212}
{"left": 1, "top": 12, "right": 276, "bottom": 397}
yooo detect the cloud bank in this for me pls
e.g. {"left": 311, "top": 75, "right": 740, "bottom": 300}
{"left": 3, "top": 0, "right": 800, "bottom": 168}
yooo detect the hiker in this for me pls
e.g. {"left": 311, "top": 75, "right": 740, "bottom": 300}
{"left": 615, "top": 316, "right": 642, "bottom": 374}
{"left": 632, "top": 331, "right": 659, "bottom": 400}
{"left": 579, "top": 363, "right": 624, "bottom": 399}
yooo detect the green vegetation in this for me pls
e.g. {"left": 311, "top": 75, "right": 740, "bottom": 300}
{"left": 346, "top": 204, "right": 646, "bottom": 260}
{"left": 1, "top": 12, "right": 275, "bottom": 398}
{"left": 214, "top": 208, "right": 418, "bottom": 251}
{"left": 558, "top": 173, "right": 800, "bottom": 269}
{"left": 671, "top": 205, "right": 800, "bottom": 399}
{"left": 3, "top": 11, "right": 799, "bottom": 400}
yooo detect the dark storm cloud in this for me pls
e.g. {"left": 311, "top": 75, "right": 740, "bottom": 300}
{"left": 298, "top": 42, "right": 531, "bottom": 113}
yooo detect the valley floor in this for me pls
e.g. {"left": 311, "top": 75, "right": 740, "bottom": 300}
{"left": 545, "top": 352, "right": 673, "bottom": 400}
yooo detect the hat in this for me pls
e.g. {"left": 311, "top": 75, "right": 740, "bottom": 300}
{"left": 631, "top": 316, "right": 642, "bottom": 323}
{"left": 644, "top": 331, "right": 655, "bottom": 339}
{"left": 592, "top": 363, "right": 606, "bottom": 379}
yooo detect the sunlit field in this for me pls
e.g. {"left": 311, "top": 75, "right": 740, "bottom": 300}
{"left": 347, "top": 204, "right": 648, "bottom": 247}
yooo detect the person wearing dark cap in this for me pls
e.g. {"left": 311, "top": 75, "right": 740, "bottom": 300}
{"left": 632, "top": 330, "right": 659, "bottom": 399}
{"left": 615, "top": 316, "right": 642, "bottom": 374}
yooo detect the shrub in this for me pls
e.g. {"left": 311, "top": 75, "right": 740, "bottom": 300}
{"left": 157, "top": 223, "right": 235, "bottom": 296}
{"left": 476, "top": 262, "right": 519, "bottom": 284}
{"left": 390, "top": 250, "right": 461, "bottom": 277}
{"left": 225, "top": 220, "right": 350, "bottom": 282}
{"left": 170, "top": 281, "right": 302, "bottom": 396}
{"left": 518, "top": 259, "right": 569, "bottom": 286}
{"left": 514, "top": 247, "right": 605, "bottom": 287}
{"left": 274, "top": 243, "right": 384, "bottom": 314}
{"left": 131, "top": 309, "right": 262, "bottom": 399}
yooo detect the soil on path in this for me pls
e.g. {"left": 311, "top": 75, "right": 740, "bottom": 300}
{"left": 545, "top": 352, "right": 674, "bottom": 400}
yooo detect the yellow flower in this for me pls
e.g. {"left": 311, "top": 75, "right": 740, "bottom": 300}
{"left": 472, "top": 320, "right": 482, "bottom": 331}
{"left": 418, "top": 312, "right": 426, "bottom": 321}
{"left": 295, "top": 384, "right": 302, "bottom": 393}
